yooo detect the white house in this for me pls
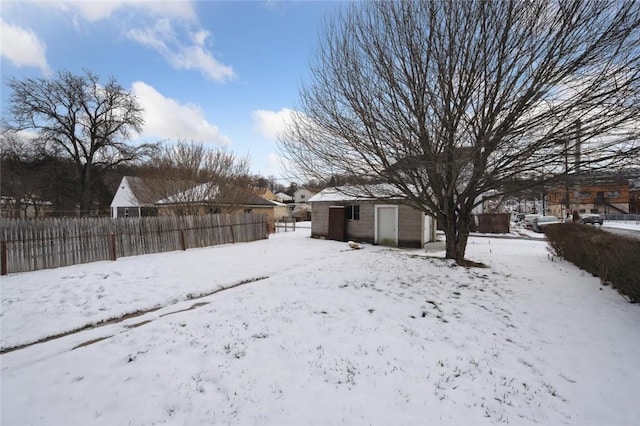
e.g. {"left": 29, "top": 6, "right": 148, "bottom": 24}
{"left": 275, "top": 192, "right": 293, "bottom": 203}
{"left": 110, "top": 176, "right": 158, "bottom": 218}
{"left": 293, "top": 188, "right": 318, "bottom": 204}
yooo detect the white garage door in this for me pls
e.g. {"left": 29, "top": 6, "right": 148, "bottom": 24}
{"left": 375, "top": 205, "right": 398, "bottom": 246}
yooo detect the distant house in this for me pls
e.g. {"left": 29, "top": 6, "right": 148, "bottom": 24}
{"left": 110, "top": 176, "right": 289, "bottom": 221}
{"left": 234, "top": 195, "right": 290, "bottom": 222}
{"left": 154, "top": 182, "right": 218, "bottom": 213}
{"left": 287, "top": 188, "right": 318, "bottom": 221}
{"left": 293, "top": 188, "right": 317, "bottom": 204}
{"left": 1, "top": 196, "right": 53, "bottom": 219}
{"left": 630, "top": 179, "right": 640, "bottom": 214}
{"left": 308, "top": 186, "right": 437, "bottom": 248}
{"left": 110, "top": 176, "right": 159, "bottom": 218}
{"left": 275, "top": 192, "right": 293, "bottom": 203}
{"left": 546, "top": 172, "right": 640, "bottom": 218}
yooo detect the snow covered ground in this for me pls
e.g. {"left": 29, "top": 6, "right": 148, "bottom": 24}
{"left": 602, "top": 220, "right": 640, "bottom": 231}
{"left": 2, "top": 225, "right": 639, "bottom": 425}
{"left": 510, "top": 219, "right": 640, "bottom": 239}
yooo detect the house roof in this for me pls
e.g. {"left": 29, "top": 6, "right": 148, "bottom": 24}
{"left": 111, "top": 176, "right": 158, "bottom": 208}
{"left": 113, "top": 176, "right": 288, "bottom": 209}
{"left": 275, "top": 192, "right": 293, "bottom": 201}
{"left": 294, "top": 188, "right": 318, "bottom": 195}
{"left": 243, "top": 195, "right": 281, "bottom": 207}
{"left": 156, "top": 182, "right": 218, "bottom": 204}
{"left": 157, "top": 186, "right": 282, "bottom": 208}
{"left": 125, "top": 176, "right": 161, "bottom": 205}
{"left": 308, "top": 184, "right": 405, "bottom": 203}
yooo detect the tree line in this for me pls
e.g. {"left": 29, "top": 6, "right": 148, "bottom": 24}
{"left": 0, "top": 134, "right": 309, "bottom": 218}
{"left": 0, "top": 70, "right": 311, "bottom": 218}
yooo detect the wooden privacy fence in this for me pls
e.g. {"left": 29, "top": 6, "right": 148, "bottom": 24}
{"left": 476, "top": 213, "right": 511, "bottom": 233}
{"left": 0, "top": 213, "right": 268, "bottom": 275}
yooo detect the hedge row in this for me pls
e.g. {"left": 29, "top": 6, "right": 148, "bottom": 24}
{"left": 544, "top": 223, "right": 640, "bottom": 303}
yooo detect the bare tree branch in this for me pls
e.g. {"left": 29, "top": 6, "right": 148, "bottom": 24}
{"left": 139, "top": 141, "right": 255, "bottom": 215}
{"left": 3, "top": 69, "right": 156, "bottom": 215}
{"left": 279, "top": 0, "right": 640, "bottom": 263}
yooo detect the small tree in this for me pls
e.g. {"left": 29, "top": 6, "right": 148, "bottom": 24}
{"left": 3, "top": 70, "right": 156, "bottom": 215}
{"left": 279, "top": 0, "right": 640, "bottom": 263}
{"left": 140, "top": 141, "right": 255, "bottom": 215}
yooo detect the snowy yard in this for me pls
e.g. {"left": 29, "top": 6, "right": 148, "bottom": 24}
{"left": 1, "top": 225, "right": 639, "bottom": 425}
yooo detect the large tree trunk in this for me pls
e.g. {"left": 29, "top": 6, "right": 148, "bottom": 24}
{"left": 79, "top": 164, "right": 92, "bottom": 217}
{"left": 443, "top": 212, "right": 472, "bottom": 265}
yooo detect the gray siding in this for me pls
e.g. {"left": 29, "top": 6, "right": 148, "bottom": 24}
{"left": 397, "top": 204, "right": 423, "bottom": 247}
{"left": 345, "top": 202, "right": 375, "bottom": 243}
{"left": 310, "top": 200, "right": 424, "bottom": 247}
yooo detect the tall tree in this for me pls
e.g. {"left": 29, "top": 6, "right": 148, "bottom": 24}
{"left": 3, "top": 70, "right": 155, "bottom": 215}
{"left": 279, "top": 0, "right": 640, "bottom": 263}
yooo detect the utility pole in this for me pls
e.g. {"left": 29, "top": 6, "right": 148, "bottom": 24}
{"left": 573, "top": 119, "right": 581, "bottom": 218}
{"left": 564, "top": 137, "right": 570, "bottom": 219}
{"left": 574, "top": 119, "right": 582, "bottom": 175}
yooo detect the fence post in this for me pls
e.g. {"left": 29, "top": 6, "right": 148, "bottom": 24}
{"left": 1, "top": 241, "right": 7, "bottom": 275}
{"left": 180, "top": 230, "right": 187, "bottom": 251}
{"left": 110, "top": 234, "right": 117, "bottom": 261}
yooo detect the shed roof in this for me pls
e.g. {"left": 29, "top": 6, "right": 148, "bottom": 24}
{"left": 308, "top": 184, "right": 405, "bottom": 203}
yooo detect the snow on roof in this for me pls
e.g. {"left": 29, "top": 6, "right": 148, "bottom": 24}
{"left": 308, "top": 184, "right": 405, "bottom": 202}
{"left": 243, "top": 195, "right": 281, "bottom": 207}
{"left": 156, "top": 182, "right": 219, "bottom": 204}
{"left": 275, "top": 192, "right": 293, "bottom": 201}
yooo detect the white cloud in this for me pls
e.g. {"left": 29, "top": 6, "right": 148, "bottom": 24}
{"left": 191, "top": 29, "right": 209, "bottom": 46}
{"left": 127, "top": 19, "right": 174, "bottom": 51}
{"left": 57, "top": 0, "right": 196, "bottom": 22}
{"left": 127, "top": 20, "right": 235, "bottom": 82}
{"left": 0, "top": 19, "right": 51, "bottom": 75}
{"left": 252, "top": 108, "right": 296, "bottom": 141}
{"left": 132, "top": 81, "right": 231, "bottom": 145}
{"left": 266, "top": 152, "right": 288, "bottom": 176}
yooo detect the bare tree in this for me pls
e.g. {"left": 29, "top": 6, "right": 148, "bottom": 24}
{"left": 3, "top": 70, "right": 156, "bottom": 215}
{"left": 279, "top": 0, "right": 640, "bottom": 264}
{"left": 140, "top": 141, "right": 255, "bottom": 215}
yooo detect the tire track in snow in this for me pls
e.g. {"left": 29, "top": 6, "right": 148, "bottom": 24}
{"left": 1, "top": 276, "right": 270, "bottom": 354}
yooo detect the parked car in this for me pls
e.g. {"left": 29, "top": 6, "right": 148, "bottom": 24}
{"left": 580, "top": 213, "right": 604, "bottom": 225}
{"left": 523, "top": 214, "right": 542, "bottom": 230}
{"left": 532, "top": 215, "right": 561, "bottom": 232}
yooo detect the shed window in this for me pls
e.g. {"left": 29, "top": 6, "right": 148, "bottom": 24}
{"left": 346, "top": 205, "right": 360, "bottom": 220}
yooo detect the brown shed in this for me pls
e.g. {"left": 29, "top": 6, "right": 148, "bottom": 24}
{"left": 308, "top": 186, "right": 436, "bottom": 248}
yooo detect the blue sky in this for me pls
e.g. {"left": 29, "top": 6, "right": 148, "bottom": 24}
{"left": 1, "top": 0, "right": 346, "bottom": 181}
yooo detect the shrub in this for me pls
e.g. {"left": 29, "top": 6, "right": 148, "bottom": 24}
{"left": 544, "top": 223, "right": 640, "bottom": 303}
